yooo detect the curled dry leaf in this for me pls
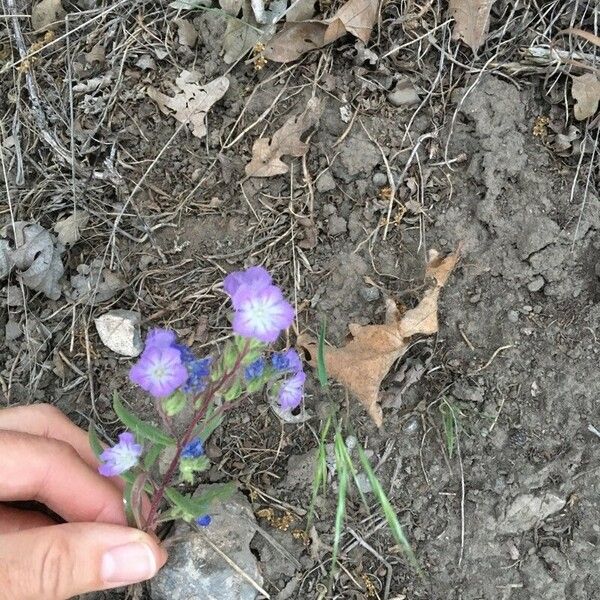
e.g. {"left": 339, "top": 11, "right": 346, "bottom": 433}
{"left": 298, "top": 248, "right": 460, "bottom": 427}
{"left": 572, "top": 73, "right": 600, "bottom": 121}
{"left": 1, "top": 222, "right": 64, "bottom": 300}
{"left": 264, "top": 0, "right": 379, "bottom": 63}
{"left": 448, "top": 0, "right": 495, "bottom": 52}
{"left": 54, "top": 210, "right": 89, "bottom": 245}
{"left": 245, "top": 97, "right": 321, "bottom": 177}
{"left": 147, "top": 72, "right": 229, "bottom": 139}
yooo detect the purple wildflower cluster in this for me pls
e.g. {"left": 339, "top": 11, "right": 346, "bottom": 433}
{"left": 98, "top": 266, "right": 306, "bottom": 525}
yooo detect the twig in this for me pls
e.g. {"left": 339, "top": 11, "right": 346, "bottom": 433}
{"left": 469, "top": 345, "right": 514, "bottom": 375}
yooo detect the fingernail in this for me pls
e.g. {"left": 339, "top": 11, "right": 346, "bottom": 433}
{"left": 101, "top": 542, "right": 158, "bottom": 584}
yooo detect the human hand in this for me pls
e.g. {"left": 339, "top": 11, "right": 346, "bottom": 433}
{"left": 0, "top": 404, "right": 168, "bottom": 600}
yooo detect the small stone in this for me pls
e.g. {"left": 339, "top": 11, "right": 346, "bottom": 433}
{"left": 360, "top": 286, "right": 380, "bottom": 302}
{"left": 94, "top": 309, "right": 142, "bottom": 357}
{"left": 469, "top": 293, "right": 481, "bottom": 304}
{"left": 354, "top": 473, "right": 373, "bottom": 494}
{"left": 528, "top": 276, "right": 545, "bottom": 292}
{"left": 372, "top": 172, "right": 388, "bottom": 186}
{"left": 508, "top": 310, "right": 519, "bottom": 323}
{"left": 5, "top": 319, "right": 21, "bottom": 341}
{"left": 316, "top": 171, "right": 336, "bottom": 193}
{"left": 498, "top": 492, "right": 565, "bottom": 534}
{"left": 387, "top": 80, "right": 419, "bottom": 107}
{"left": 6, "top": 285, "right": 24, "bottom": 307}
{"left": 328, "top": 215, "right": 347, "bottom": 236}
{"left": 403, "top": 415, "right": 420, "bottom": 435}
{"left": 150, "top": 489, "right": 262, "bottom": 600}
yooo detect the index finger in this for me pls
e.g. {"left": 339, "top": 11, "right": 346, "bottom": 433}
{"left": 0, "top": 404, "right": 99, "bottom": 469}
{"left": 0, "top": 430, "right": 127, "bottom": 525}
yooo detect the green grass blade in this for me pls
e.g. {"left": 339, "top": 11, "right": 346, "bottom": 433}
{"left": 337, "top": 437, "right": 368, "bottom": 508}
{"left": 317, "top": 317, "right": 328, "bottom": 388}
{"left": 331, "top": 429, "right": 349, "bottom": 577}
{"left": 355, "top": 443, "right": 421, "bottom": 573}
{"left": 306, "top": 414, "right": 332, "bottom": 530}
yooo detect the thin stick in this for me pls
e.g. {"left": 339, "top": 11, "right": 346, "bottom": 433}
{"left": 469, "top": 345, "right": 514, "bottom": 375}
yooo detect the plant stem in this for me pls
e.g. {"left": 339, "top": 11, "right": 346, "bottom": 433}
{"left": 144, "top": 341, "right": 251, "bottom": 531}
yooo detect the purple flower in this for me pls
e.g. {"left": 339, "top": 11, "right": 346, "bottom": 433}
{"left": 245, "top": 357, "right": 265, "bottom": 380}
{"left": 278, "top": 371, "right": 306, "bottom": 410}
{"left": 98, "top": 432, "right": 143, "bottom": 477}
{"left": 181, "top": 437, "right": 204, "bottom": 459}
{"left": 130, "top": 345, "right": 188, "bottom": 398}
{"left": 145, "top": 328, "right": 177, "bottom": 350}
{"left": 232, "top": 284, "right": 294, "bottom": 343}
{"left": 272, "top": 349, "right": 302, "bottom": 373}
{"left": 224, "top": 266, "right": 272, "bottom": 306}
{"left": 182, "top": 357, "right": 212, "bottom": 394}
{"left": 196, "top": 514, "right": 212, "bottom": 527}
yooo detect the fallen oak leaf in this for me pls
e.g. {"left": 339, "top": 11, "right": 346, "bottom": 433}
{"left": 54, "top": 210, "right": 89, "bottom": 245}
{"left": 572, "top": 73, "right": 600, "bottom": 121}
{"left": 245, "top": 97, "right": 321, "bottom": 177}
{"left": 147, "top": 71, "right": 229, "bottom": 139}
{"left": 264, "top": 0, "right": 378, "bottom": 63}
{"left": 448, "top": 0, "right": 495, "bottom": 52}
{"left": 298, "top": 248, "right": 460, "bottom": 427}
{"left": 324, "top": 0, "right": 378, "bottom": 44}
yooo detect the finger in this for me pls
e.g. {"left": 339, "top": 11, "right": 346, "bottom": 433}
{"left": 0, "top": 504, "right": 55, "bottom": 533}
{"left": 0, "top": 522, "right": 167, "bottom": 600}
{"left": 0, "top": 430, "right": 126, "bottom": 525}
{"left": 0, "top": 404, "right": 99, "bottom": 469}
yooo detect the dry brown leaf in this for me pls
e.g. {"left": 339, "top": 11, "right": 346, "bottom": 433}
{"left": 324, "top": 0, "right": 378, "bottom": 44}
{"left": 32, "top": 0, "right": 66, "bottom": 31}
{"left": 245, "top": 97, "right": 321, "bottom": 177}
{"left": 264, "top": 0, "right": 378, "bottom": 63}
{"left": 448, "top": 0, "right": 495, "bottom": 52}
{"left": 147, "top": 72, "right": 229, "bottom": 139}
{"left": 572, "top": 73, "right": 600, "bottom": 121}
{"left": 298, "top": 248, "right": 460, "bottom": 427}
{"left": 287, "top": 0, "right": 317, "bottom": 22}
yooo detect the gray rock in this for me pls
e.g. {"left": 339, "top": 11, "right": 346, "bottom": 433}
{"left": 528, "top": 276, "right": 545, "bottom": 292}
{"left": 387, "top": 80, "right": 419, "bottom": 107}
{"left": 372, "top": 172, "right": 388, "bottom": 186}
{"left": 316, "top": 171, "right": 336, "bottom": 193}
{"left": 333, "top": 135, "right": 380, "bottom": 182}
{"left": 327, "top": 215, "right": 347, "bottom": 236}
{"left": 150, "top": 489, "right": 262, "bottom": 600}
{"left": 94, "top": 309, "right": 142, "bottom": 357}
{"left": 359, "top": 286, "right": 380, "bottom": 302}
{"left": 497, "top": 492, "right": 565, "bottom": 534}
{"left": 508, "top": 310, "right": 519, "bottom": 323}
{"left": 354, "top": 472, "right": 373, "bottom": 494}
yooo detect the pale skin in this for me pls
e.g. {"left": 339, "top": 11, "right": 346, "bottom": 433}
{"left": 0, "top": 404, "right": 168, "bottom": 600}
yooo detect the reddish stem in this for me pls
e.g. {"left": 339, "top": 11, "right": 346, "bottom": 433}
{"left": 144, "top": 341, "right": 251, "bottom": 531}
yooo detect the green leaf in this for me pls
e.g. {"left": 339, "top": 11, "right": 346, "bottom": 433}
{"left": 222, "top": 341, "right": 238, "bottom": 371}
{"left": 165, "top": 483, "right": 236, "bottom": 521}
{"left": 223, "top": 379, "right": 243, "bottom": 402}
{"left": 198, "top": 410, "right": 223, "bottom": 442}
{"left": 245, "top": 376, "right": 264, "bottom": 394}
{"left": 123, "top": 478, "right": 136, "bottom": 528}
{"left": 162, "top": 390, "right": 187, "bottom": 417}
{"left": 317, "top": 317, "right": 328, "bottom": 388}
{"left": 355, "top": 442, "right": 420, "bottom": 573}
{"left": 143, "top": 444, "right": 162, "bottom": 470}
{"left": 88, "top": 424, "right": 104, "bottom": 460}
{"left": 113, "top": 393, "right": 176, "bottom": 447}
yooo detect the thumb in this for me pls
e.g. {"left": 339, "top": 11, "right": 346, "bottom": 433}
{"left": 0, "top": 522, "right": 168, "bottom": 600}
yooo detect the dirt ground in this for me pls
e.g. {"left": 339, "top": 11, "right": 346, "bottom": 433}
{"left": 2, "top": 0, "right": 600, "bottom": 598}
